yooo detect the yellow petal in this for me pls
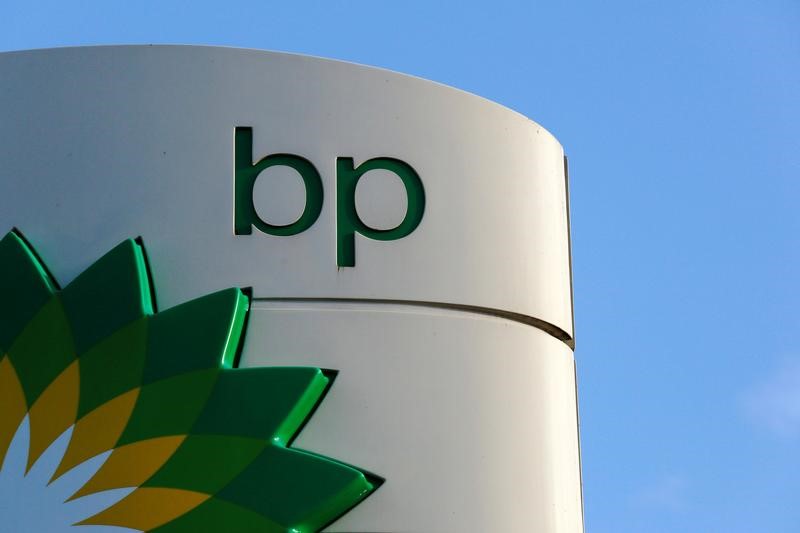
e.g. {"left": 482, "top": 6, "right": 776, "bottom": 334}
{"left": 70, "top": 435, "right": 185, "bottom": 500}
{"left": 27, "top": 360, "right": 79, "bottom": 472}
{"left": 0, "top": 356, "right": 27, "bottom": 468}
{"left": 77, "top": 487, "right": 209, "bottom": 531}
{"left": 51, "top": 388, "right": 140, "bottom": 482}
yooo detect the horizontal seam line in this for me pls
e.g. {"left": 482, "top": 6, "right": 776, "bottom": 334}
{"left": 250, "top": 297, "right": 575, "bottom": 349}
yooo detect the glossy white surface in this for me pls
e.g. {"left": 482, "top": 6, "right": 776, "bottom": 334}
{"left": 243, "top": 301, "right": 583, "bottom": 533}
{"left": 0, "top": 45, "right": 572, "bottom": 338}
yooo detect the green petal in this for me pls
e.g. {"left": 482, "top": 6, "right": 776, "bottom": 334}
{"left": 0, "top": 231, "right": 56, "bottom": 353}
{"left": 143, "top": 288, "right": 248, "bottom": 384}
{"left": 7, "top": 296, "right": 75, "bottom": 406}
{"left": 144, "top": 435, "right": 266, "bottom": 494}
{"left": 77, "top": 317, "right": 148, "bottom": 417}
{"left": 191, "top": 367, "right": 329, "bottom": 444}
{"left": 60, "top": 239, "right": 153, "bottom": 355}
{"left": 150, "top": 497, "right": 284, "bottom": 533}
{"left": 218, "top": 444, "right": 374, "bottom": 531}
{"left": 117, "top": 369, "right": 219, "bottom": 445}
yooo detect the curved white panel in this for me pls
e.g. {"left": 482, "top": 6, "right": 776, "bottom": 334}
{"left": 242, "top": 302, "right": 583, "bottom": 532}
{"left": 0, "top": 46, "right": 581, "bottom": 531}
{"left": 0, "top": 45, "right": 572, "bottom": 338}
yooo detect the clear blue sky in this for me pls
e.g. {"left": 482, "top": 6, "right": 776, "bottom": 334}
{"left": 1, "top": 1, "right": 798, "bottom": 532}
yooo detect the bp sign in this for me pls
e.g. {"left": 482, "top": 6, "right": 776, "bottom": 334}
{"left": 0, "top": 46, "right": 582, "bottom": 532}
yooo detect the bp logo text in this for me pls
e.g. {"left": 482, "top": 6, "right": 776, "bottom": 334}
{"left": 234, "top": 127, "right": 425, "bottom": 267}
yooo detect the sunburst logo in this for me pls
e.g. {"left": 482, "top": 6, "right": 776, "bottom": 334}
{"left": 0, "top": 230, "right": 379, "bottom": 532}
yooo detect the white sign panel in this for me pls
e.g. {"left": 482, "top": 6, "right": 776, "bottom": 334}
{"left": 0, "top": 46, "right": 582, "bottom": 532}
